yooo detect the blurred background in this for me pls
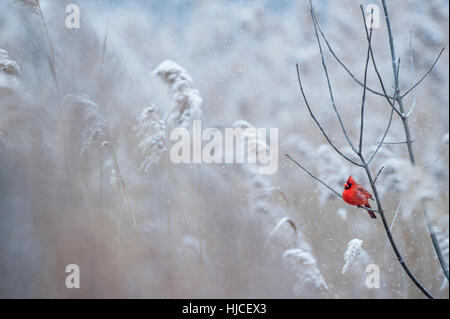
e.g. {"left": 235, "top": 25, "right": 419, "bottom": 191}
{"left": 0, "top": 0, "right": 448, "bottom": 298}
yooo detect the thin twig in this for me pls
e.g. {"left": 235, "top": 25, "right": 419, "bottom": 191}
{"left": 285, "top": 153, "right": 379, "bottom": 213}
{"left": 418, "top": 158, "right": 439, "bottom": 169}
{"left": 372, "top": 166, "right": 384, "bottom": 186}
{"left": 366, "top": 58, "right": 399, "bottom": 165}
{"left": 309, "top": 0, "right": 358, "bottom": 154}
{"left": 358, "top": 6, "right": 401, "bottom": 117}
{"left": 390, "top": 195, "right": 403, "bottom": 232}
{"left": 358, "top": 7, "right": 374, "bottom": 155}
{"left": 401, "top": 47, "right": 445, "bottom": 100}
{"left": 296, "top": 64, "right": 363, "bottom": 166}
{"left": 368, "top": 109, "right": 394, "bottom": 165}
{"left": 359, "top": 5, "right": 398, "bottom": 165}
{"left": 285, "top": 153, "right": 342, "bottom": 199}
{"left": 378, "top": 140, "right": 414, "bottom": 145}
{"left": 310, "top": 3, "right": 392, "bottom": 100}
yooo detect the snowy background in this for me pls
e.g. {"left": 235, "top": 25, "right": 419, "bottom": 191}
{"left": 0, "top": 0, "right": 448, "bottom": 298}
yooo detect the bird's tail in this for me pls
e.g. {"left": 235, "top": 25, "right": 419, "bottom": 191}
{"left": 365, "top": 203, "right": 377, "bottom": 219}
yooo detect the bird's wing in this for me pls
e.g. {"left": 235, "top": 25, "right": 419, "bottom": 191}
{"left": 357, "top": 185, "right": 373, "bottom": 199}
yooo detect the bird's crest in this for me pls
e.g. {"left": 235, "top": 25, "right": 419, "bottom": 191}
{"left": 346, "top": 176, "right": 356, "bottom": 184}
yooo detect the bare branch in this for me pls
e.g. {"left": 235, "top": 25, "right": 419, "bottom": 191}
{"left": 367, "top": 110, "right": 394, "bottom": 164}
{"left": 290, "top": 0, "right": 440, "bottom": 298}
{"left": 309, "top": 3, "right": 393, "bottom": 100}
{"left": 380, "top": 0, "right": 437, "bottom": 297}
{"left": 359, "top": 6, "right": 402, "bottom": 117}
{"left": 372, "top": 166, "right": 385, "bottom": 186}
{"left": 390, "top": 195, "right": 403, "bottom": 232}
{"left": 378, "top": 140, "right": 414, "bottom": 145}
{"left": 285, "top": 153, "right": 343, "bottom": 199}
{"left": 285, "top": 154, "right": 380, "bottom": 213}
{"left": 401, "top": 47, "right": 446, "bottom": 100}
{"left": 419, "top": 158, "right": 439, "bottom": 169}
{"left": 366, "top": 58, "right": 400, "bottom": 165}
{"left": 362, "top": 152, "right": 433, "bottom": 298}
{"left": 381, "top": 0, "right": 401, "bottom": 87}
{"left": 357, "top": 6, "right": 400, "bottom": 165}
{"left": 309, "top": 0, "right": 358, "bottom": 154}
{"left": 381, "top": 2, "right": 448, "bottom": 281}
{"left": 358, "top": 6, "right": 374, "bottom": 155}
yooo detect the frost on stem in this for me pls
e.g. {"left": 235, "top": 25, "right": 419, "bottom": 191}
{"left": 342, "top": 238, "right": 363, "bottom": 274}
{"left": 152, "top": 60, "right": 202, "bottom": 129}
{"left": 133, "top": 103, "right": 166, "bottom": 172}
{"left": 62, "top": 95, "right": 109, "bottom": 158}
{"left": 283, "top": 248, "right": 328, "bottom": 292}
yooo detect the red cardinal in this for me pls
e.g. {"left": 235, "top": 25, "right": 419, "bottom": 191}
{"left": 342, "top": 176, "right": 376, "bottom": 219}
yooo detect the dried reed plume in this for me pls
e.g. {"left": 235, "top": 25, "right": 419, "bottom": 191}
{"left": 342, "top": 239, "right": 364, "bottom": 274}
{"left": 153, "top": 60, "right": 202, "bottom": 128}
{"left": 62, "top": 95, "right": 137, "bottom": 228}
{"left": 62, "top": 95, "right": 109, "bottom": 157}
{"left": 133, "top": 103, "right": 166, "bottom": 172}
{"left": 283, "top": 249, "right": 328, "bottom": 291}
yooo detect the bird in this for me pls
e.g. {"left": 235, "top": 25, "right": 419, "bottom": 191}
{"left": 342, "top": 176, "right": 376, "bottom": 219}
